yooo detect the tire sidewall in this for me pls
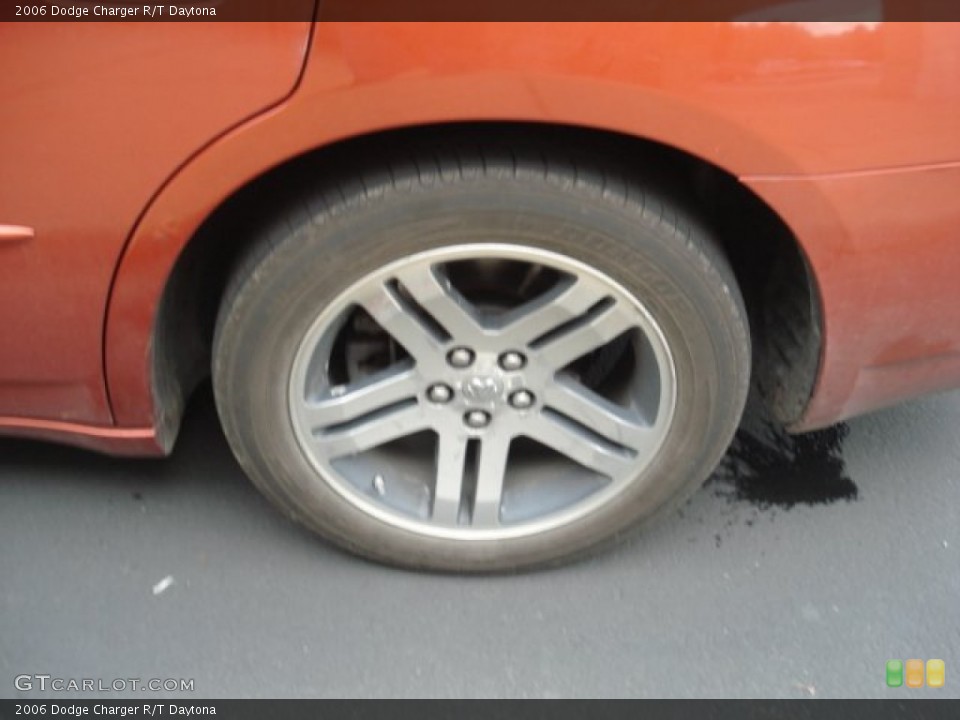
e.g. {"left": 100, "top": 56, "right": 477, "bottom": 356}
{"left": 214, "top": 172, "right": 749, "bottom": 571}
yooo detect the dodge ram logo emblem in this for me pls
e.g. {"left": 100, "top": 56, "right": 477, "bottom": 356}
{"left": 461, "top": 375, "right": 503, "bottom": 403}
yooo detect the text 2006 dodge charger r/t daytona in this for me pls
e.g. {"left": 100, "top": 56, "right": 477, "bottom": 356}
{"left": 1, "top": 20, "right": 959, "bottom": 570}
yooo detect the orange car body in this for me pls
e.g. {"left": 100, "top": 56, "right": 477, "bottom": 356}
{"left": 1, "top": 20, "right": 959, "bottom": 455}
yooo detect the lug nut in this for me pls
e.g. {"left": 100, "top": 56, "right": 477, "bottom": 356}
{"left": 447, "top": 347, "right": 475, "bottom": 369}
{"left": 509, "top": 390, "right": 535, "bottom": 409}
{"left": 426, "top": 383, "right": 454, "bottom": 404}
{"left": 464, "top": 410, "right": 491, "bottom": 429}
{"left": 499, "top": 351, "right": 526, "bottom": 371}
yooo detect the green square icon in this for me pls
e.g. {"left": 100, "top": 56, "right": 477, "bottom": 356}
{"left": 887, "top": 660, "right": 904, "bottom": 687}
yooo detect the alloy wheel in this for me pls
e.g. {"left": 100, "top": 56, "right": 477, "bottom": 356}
{"left": 288, "top": 243, "right": 677, "bottom": 540}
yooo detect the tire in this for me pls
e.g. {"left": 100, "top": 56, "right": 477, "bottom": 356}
{"left": 212, "top": 141, "right": 750, "bottom": 572}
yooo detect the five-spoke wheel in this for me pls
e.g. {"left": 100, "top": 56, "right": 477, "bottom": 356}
{"left": 213, "top": 143, "right": 750, "bottom": 570}
{"left": 289, "top": 245, "right": 675, "bottom": 536}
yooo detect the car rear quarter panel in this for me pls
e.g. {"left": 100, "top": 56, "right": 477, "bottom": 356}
{"left": 3, "top": 21, "right": 959, "bottom": 452}
{"left": 747, "top": 163, "right": 960, "bottom": 427}
{"left": 105, "top": 21, "right": 960, "bottom": 445}
{"left": 0, "top": 21, "right": 313, "bottom": 428}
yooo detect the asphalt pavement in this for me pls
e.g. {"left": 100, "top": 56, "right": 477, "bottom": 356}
{"left": 1, "top": 385, "right": 958, "bottom": 699}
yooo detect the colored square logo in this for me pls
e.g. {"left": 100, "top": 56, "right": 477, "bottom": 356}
{"left": 886, "top": 660, "right": 904, "bottom": 687}
{"left": 906, "top": 659, "right": 925, "bottom": 688}
{"left": 927, "top": 660, "right": 945, "bottom": 689}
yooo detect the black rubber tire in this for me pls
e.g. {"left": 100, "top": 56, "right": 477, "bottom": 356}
{"left": 212, "top": 141, "right": 751, "bottom": 572}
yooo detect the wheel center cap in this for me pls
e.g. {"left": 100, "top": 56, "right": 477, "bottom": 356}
{"left": 460, "top": 375, "right": 503, "bottom": 403}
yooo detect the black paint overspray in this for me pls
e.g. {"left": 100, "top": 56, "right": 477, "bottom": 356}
{"left": 710, "top": 394, "right": 858, "bottom": 509}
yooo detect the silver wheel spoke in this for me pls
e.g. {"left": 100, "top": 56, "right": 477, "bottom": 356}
{"left": 524, "top": 414, "right": 636, "bottom": 478}
{"left": 472, "top": 433, "right": 513, "bottom": 527}
{"left": 394, "top": 264, "right": 487, "bottom": 342}
{"left": 357, "top": 282, "right": 443, "bottom": 365}
{"left": 432, "top": 431, "right": 469, "bottom": 524}
{"left": 537, "top": 301, "right": 636, "bottom": 370}
{"left": 303, "top": 367, "right": 420, "bottom": 429}
{"left": 542, "top": 377, "right": 653, "bottom": 454}
{"left": 316, "top": 404, "right": 428, "bottom": 458}
{"left": 497, "top": 278, "right": 600, "bottom": 347}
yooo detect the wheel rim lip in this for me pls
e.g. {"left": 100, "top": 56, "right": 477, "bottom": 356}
{"left": 287, "top": 242, "right": 678, "bottom": 542}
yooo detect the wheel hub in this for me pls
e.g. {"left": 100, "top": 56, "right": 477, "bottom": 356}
{"left": 459, "top": 372, "right": 505, "bottom": 405}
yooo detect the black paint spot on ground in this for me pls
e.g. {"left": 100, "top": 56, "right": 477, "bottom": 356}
{"left": 711, "top": 421, "right": 858, "bottom": 509}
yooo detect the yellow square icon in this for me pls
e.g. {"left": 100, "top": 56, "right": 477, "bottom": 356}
{"left": 906, "top": 659, "right": 925, "bottom": 688}
{"left": 927, "top": 659, "right": 945, "bottom": 688}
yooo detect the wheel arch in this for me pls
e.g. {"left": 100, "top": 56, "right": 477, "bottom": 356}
{"left": 106, "top": 117, "right": 822, "bottom": 452}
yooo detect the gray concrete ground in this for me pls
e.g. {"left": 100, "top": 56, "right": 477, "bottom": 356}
{"left": 1, "top": 386, "right": 958, "bottom": 699}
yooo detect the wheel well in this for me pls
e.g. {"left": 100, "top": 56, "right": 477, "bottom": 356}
{"left": 153, "top": 122, "right": 821, "bottom": 445}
